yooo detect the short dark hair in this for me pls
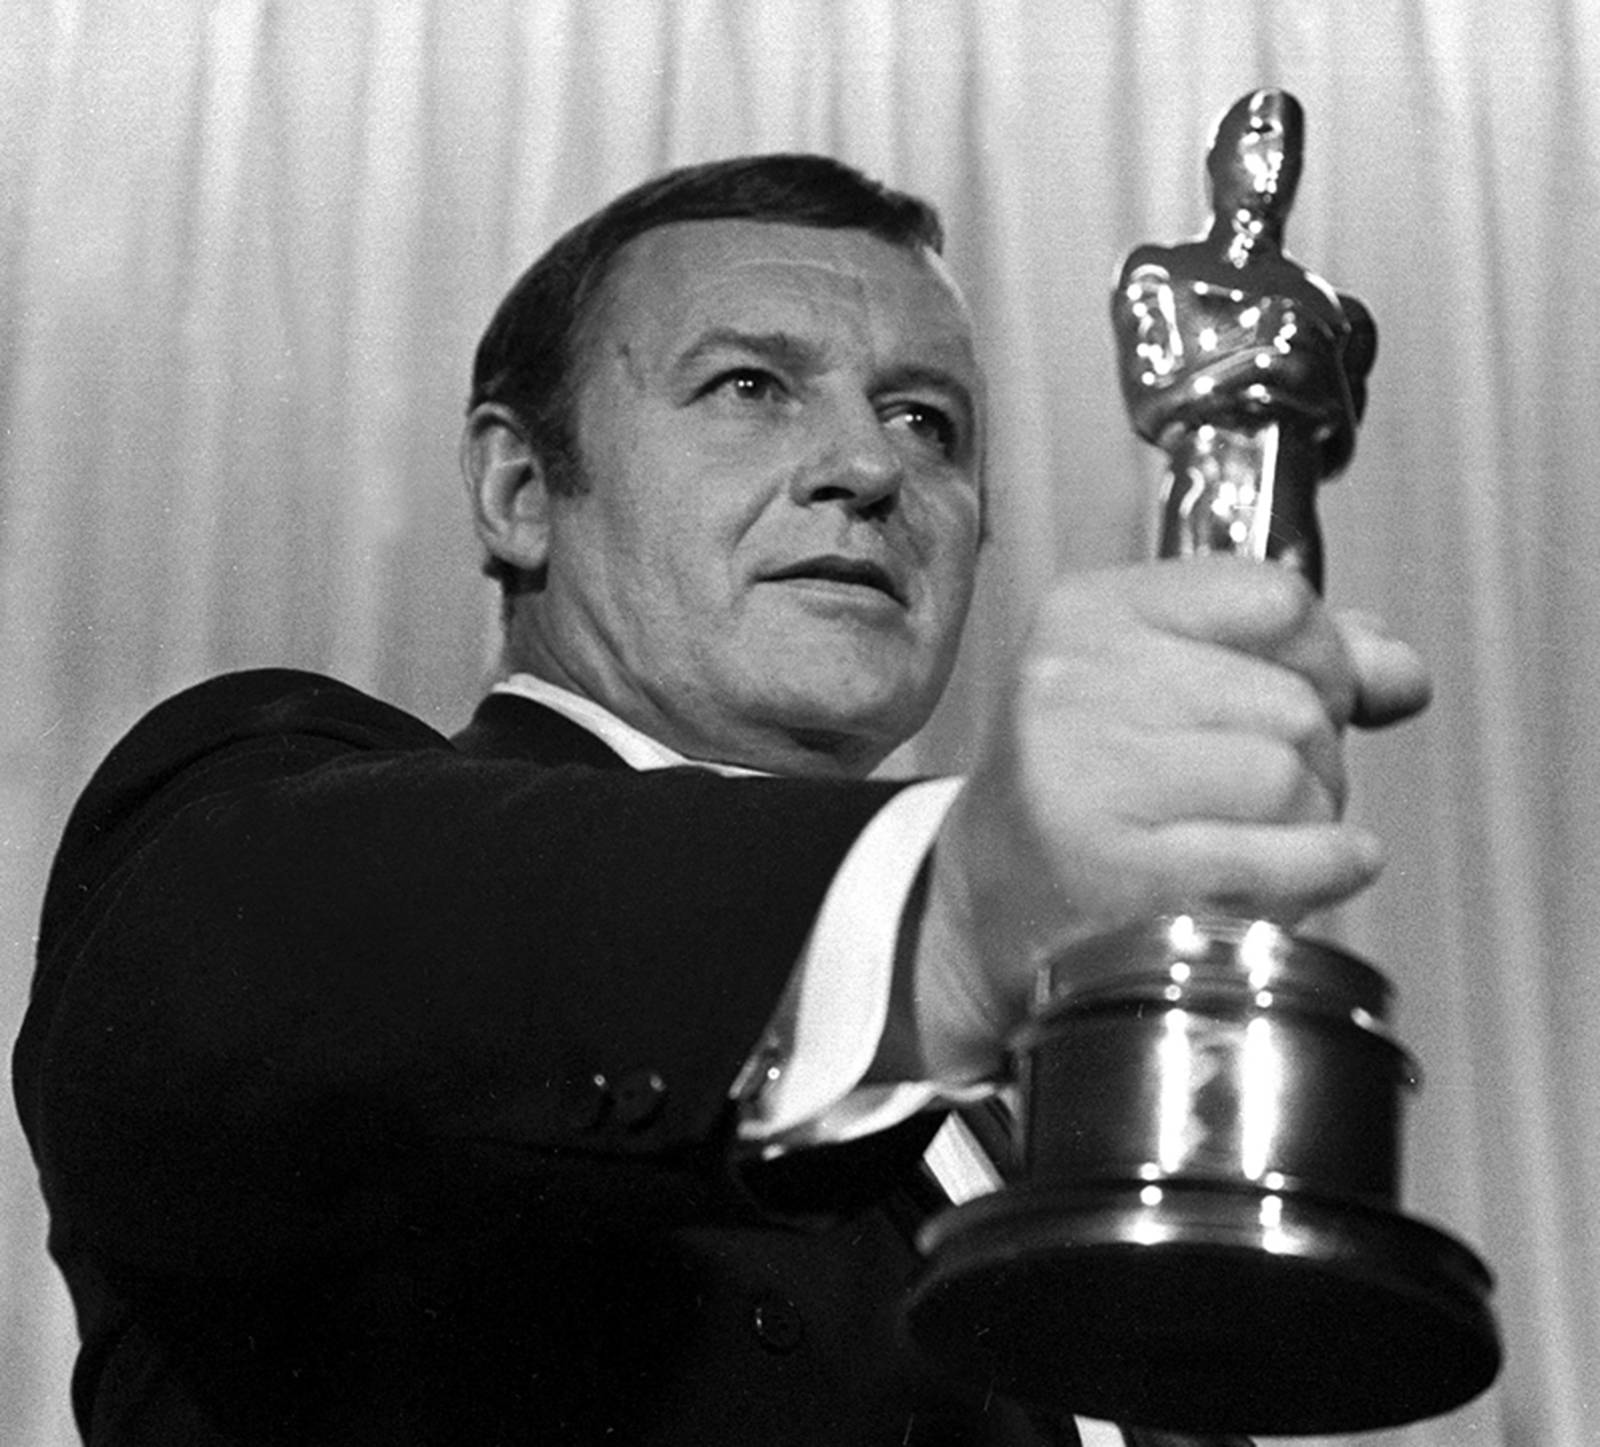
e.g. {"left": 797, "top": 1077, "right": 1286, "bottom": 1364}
{"left": 468, "top": 154, "right": 945, "bottom": 593}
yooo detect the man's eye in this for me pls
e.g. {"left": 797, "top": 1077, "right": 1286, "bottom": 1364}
{"left": 885, "top": 402, "right": 958, "bottom": 458}
{"left": 707, "top": 368, "right": 784, "bottom": 404}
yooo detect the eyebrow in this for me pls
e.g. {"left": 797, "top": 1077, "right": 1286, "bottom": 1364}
{"left": 672, "top": 327, "right": 822, "bottom": 377}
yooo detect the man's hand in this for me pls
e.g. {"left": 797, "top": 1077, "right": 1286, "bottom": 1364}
{"left": 912, "top": 557, "right": 1430, "bottom": 1080}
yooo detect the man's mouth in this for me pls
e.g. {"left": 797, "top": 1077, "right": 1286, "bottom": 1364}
{"left": 765, "top": 555, "right": 906, "bottom": 605}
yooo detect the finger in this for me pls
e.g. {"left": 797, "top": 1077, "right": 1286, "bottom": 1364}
{"left": 1030, "top": 578, "right": 1350, "bottom": 737}
{"left": 1136, "top": 819, "right": 1386, "bottom": 922}
{"left": 1117, "top": 559, "right": 1363, "bottom": 725}
{"left": 1070, "top": 729, "right": 1344, "bottom": 830}
{"left": 1337, "top": 610, "right": 1432, "bottom": 729}
{"left": 1156, "top": 656, "right": 1350, "bottom": 812}
{"left": 1028, "top": 634, "right": 1350, "bottom": 817}
{"left": 1128, "top": 556, "right": 1324, "bottom": 652}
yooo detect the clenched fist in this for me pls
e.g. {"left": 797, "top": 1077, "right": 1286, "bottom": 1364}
{"left": 913, "top": 557, "right": 1430, "bottom": 1079}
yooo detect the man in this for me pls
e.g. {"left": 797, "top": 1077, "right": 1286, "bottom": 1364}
{"left": 13, "top": 155, "right": 1427, "bottom": 1445}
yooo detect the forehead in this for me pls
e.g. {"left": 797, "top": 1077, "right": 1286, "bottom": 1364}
{"left": 587, "top": 219, "right": 979, "bottom": 377}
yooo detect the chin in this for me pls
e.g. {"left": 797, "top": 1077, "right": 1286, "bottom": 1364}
{"left": 755, "top": 676, "right": 934, "bottom": 768}
{"left": 722, "top": 625, "right": 953, "bottom": 767}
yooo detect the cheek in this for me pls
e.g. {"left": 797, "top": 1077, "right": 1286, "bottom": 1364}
{"left": 916, "top": 492, "right": 982, "bottom": 597}
{"left": 599, "top": 437, "right": 768, "bottom": 589}
{"left": 568, "top": 469, "right": 700, "bottom": 587}
{"left": 638, "top": 508, "right": 747, "bottom": 615}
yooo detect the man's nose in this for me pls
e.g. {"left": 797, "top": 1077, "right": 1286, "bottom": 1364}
{"left": 790, "top": 402, "right": 906, "bottom": 515}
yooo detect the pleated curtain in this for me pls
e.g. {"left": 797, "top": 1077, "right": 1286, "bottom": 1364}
{"left": 3, "top": 3, "right": 1596, "bottom": 1443}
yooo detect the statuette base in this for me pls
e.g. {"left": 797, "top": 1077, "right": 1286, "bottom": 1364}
{"left": 904, "top": 1178, "right": 1499, "bottom": 1435}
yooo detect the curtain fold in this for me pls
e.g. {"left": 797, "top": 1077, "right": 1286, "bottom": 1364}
{"left": 3, "top": 3, "right": 1594, "bottom": 1443}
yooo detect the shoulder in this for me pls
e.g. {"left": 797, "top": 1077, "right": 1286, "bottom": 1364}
{"left": 127, "top": 667, "right": 448, "bottom": 755}
{"left": 1117, "top": 241, "right": 1177, "bottom": 278}
{"left": 69, "top": 666, "right": 450, "bottom": 828}
{"left": 38, "top": 669, "right": 451, "bottom": 957}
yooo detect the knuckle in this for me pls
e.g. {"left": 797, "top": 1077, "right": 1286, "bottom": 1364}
{"left": 1277, "top": 676, "right": 1333, "bottom": 746}
{"left": 1249, "top": 563, "right": 1318, "bottom": 638}
{"left": 1253, "top": 740, "right": 1313, "bottom": 816}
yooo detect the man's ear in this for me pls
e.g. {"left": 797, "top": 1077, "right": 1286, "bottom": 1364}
{"left": 460, "top": 403, "right": 552, "bottom": 578}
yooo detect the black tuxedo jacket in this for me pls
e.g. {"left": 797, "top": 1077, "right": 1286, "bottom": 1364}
{"left": 14, "top": 669, "right": 1073, "bottom": 1445}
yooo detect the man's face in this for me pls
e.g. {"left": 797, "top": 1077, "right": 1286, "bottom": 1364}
{"left": 517, "top": 219, "right": 985, "bottom": 776}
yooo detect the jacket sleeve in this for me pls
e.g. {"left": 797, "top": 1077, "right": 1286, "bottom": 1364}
{"left": 13, "top": 669, "right": 908, "bottom": 1277}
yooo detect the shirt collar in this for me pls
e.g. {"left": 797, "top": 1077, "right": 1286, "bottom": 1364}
{"left": 492, "top": 674, "right": 766, "bottom": 777}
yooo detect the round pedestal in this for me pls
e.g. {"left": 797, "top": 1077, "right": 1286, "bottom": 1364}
{"left": 903, "top": 1179, "right": 1500, "bottom": 1436}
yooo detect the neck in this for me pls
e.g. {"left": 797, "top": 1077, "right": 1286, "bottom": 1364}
{"left": 1210, "top": 208, "right": 1284, "bottom": 270}
{"left": 499, "top": 646, "right": 887, "bottom": 782}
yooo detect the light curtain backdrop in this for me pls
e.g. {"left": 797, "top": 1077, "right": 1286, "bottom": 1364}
{"left": 2, "top": 2, "right": 1595, "bottom": 1443}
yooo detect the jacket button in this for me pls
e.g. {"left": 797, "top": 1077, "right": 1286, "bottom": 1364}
{"left": 558, "top": 1072, "right": 611, "bottom": 1131}
{"left": 752, "top": 1293, "right": 804, "bottom": 1353}
{"left": 613, "top": 1069, "right": 668, "bottom": 1129}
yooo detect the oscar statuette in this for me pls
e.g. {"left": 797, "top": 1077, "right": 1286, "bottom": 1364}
{"left": 902, "top": 90, "right": 1501, "bottom": 1436}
